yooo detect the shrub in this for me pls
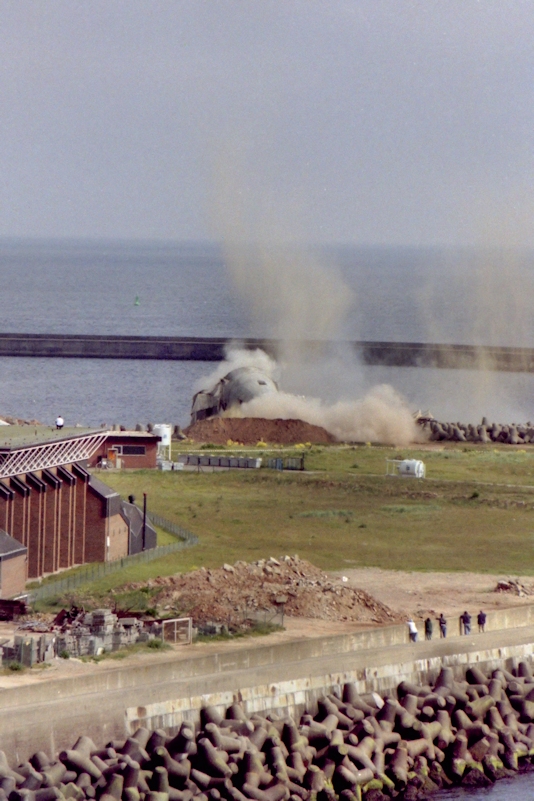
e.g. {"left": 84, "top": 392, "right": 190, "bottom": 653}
{"left": 146, "top": 638, "right": 165, "bottom": 649}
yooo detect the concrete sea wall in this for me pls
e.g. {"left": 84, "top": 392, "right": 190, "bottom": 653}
{"left": 3, "top": 604, "right": 534, "bottom": 764}
{"left": 1, "top": 333, "right": 534, "bottom": 370}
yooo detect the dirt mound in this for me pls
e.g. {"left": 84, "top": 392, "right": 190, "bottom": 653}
{"left": 134, "top": 555, "right": 400, "bottom": 629}
{"left": 184, "top": 417, "right": 335, "bottom": 445}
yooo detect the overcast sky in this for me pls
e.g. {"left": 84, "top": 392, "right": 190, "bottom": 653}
{"left": 0, "top": 1, "right": 533, "bottom": 246}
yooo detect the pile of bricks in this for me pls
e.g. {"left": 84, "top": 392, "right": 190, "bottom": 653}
{"left": 2, "top": 609, "right": 158, "bottom": 664}
{"left": 55, "top": 610, "right": 150, "bottom": 658}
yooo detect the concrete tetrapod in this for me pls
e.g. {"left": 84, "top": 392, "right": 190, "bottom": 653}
{"left": 7, "top": 661, "right": 534, "bottom": 800}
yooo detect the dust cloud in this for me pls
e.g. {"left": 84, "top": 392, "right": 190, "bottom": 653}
{"left": 209, "top": 161, "right": 420, "bottom": 444}
{"left": 204, "top": 343, "right": 419, "bottom": 446}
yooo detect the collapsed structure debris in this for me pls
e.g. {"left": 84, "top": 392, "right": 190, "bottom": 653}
{"left": 1, "top": 608, "right": 161, "bottom": 666}
{"left": 190, "top": 367, "right": 279, "bottom": 425}
{"left": 3, "top": 662, "right": 534, "bottom": 799}
{"left": 134, "top": 556, "right": 400, "bottom": 630}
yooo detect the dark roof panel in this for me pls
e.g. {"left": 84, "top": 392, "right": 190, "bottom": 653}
{"left": 0, "top": 529, "right": 27, "bottom": 560}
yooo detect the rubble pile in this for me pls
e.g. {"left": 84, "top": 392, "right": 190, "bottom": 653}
{"left": 184, "top": 418, "right": 335, "bottom": 445}
{"left": 145, "top": 556, "right": 400, "bottom": 629}
{"left": 4, "top": 662, "right": 534, "bottom": 799}
{"left": 494, "top": 579, "right": 534, "bottom": 597}
{"left": 54, "top": 609, "right": 152, "bottom": 658}
{"left": 3, "top": 608, "right": 160, "bottom": 665}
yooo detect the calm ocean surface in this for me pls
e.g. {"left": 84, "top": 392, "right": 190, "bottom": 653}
{"left": 1, "top": 238, "right": 534, "bottom": 427}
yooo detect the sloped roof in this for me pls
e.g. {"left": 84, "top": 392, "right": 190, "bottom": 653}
{"left": 0, "top": 530, "right": 27, "bottom": 560}
{"left": 120, "top": 501, "right": 157, "bottom": 549}
{"left": 0, "top": 426, "right": 105, "bottom": 452}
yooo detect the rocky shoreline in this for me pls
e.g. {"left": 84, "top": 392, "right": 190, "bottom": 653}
{"left": 4, "top": 660, "right": 534, "bottom": 801}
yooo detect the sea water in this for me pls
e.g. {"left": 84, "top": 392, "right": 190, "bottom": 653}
{"left": 1, "top": 238, "right": 534, "bottom": 427}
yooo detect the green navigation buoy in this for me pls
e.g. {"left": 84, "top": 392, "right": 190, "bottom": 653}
{"left": 134, "top": 295, "right": 140, "bottom": 306}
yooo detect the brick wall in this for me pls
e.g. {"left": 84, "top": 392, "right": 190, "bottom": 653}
{"left": 27, "top": 490, "right": 44, "bottom": 579}
{"left": 0, "top": 496, "right": 10, "bottom": 535}
{"left": 43, "top": 485, "right": 59, "bottom": 575}
{"left": 0, "top": 465, "right": 121, "bottom": 579}
{"left": 10, "top": 489, "right": 29, "bottom": 550}
{"left": 119, "top": 442, "right": 158, "bottom": 469}
{"left": 88, "top": 437, "right": 159, "bottom": 469}
{"left": 73, "top": 473, "right": 86, "bottom": 566}
{"left": 0, "top": 554, "right": 27, "bottom": 598}
{"left": 107, "top": 514, "right": 129, "bottom": 561}
{"left": 84, "top": 490, "right": 106, "bottom": 564}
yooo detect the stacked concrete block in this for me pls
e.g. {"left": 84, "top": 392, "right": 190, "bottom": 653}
{"left": 3, "top": 609, "right": 152, "bottom": 662}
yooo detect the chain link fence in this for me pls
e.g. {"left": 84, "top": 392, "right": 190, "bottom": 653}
{"left": 28, "top": 513, "right": 198, "bottom": 602}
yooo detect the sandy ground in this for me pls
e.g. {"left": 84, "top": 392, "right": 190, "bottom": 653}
{"left": 2, "top": 568, "right": 534, "bottom": 688}
{"left": 329, "top": 567, "right": 534, "bottom": 620}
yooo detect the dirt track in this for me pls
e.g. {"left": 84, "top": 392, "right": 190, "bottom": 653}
{"left": 331, "top": 567, "right": 534, "bottom": 622}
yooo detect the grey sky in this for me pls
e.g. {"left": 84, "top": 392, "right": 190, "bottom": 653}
{"left": 0, "top": 1, "right": 532, "bottom": 246}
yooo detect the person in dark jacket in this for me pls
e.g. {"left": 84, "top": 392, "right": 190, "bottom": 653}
{"left": 424, "top": 617, "right": 433, "bottom": 640}
{"left": 477, "top": 609, "right": 487, "bottom": 633}
{"left": 460, "top": 610, "right": 472, "bottom": 635}
{"left": 438, "top": 613, "right": 447, "bottom": 638}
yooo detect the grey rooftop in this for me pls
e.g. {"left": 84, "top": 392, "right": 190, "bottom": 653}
{"left": 0, "top": 427, "right": 107, "bottom": 452}
{"left": 0, "top": 529, "right": 27, "bottom": 558}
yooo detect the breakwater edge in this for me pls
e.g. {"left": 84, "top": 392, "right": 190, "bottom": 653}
{"left": 4, "top": 655, "right": 534, "bottom": 801}
{"left": 1, "top": 334, "right": 534, "bottom": 372}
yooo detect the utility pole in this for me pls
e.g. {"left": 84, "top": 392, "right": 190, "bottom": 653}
{"left": 142, "top": 492, "right": 147, "bottom": 551}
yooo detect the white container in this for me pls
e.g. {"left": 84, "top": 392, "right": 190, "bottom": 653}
{"left": 153, "top": 424, "right": 172, "bottom": 446}
{"left": 398, "top": 459, "right": 425, "bottom": 478}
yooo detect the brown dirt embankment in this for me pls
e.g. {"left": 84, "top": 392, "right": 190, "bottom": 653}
{"left": 184, "top": 417, "right": 335, "bottom": 445}
{"left": 127, "top": 555, "right": 401, "bottom": 628}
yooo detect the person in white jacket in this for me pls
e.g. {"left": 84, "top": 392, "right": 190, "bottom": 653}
{"left": 407, "top": 618, "right": 418, "bottom": 642}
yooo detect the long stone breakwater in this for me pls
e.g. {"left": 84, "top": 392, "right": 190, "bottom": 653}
{"left": 0, "top": 334, "right": 534, "bottom": 371}
{"left": 5, "top": 661, "right": 534, "bottom": 801}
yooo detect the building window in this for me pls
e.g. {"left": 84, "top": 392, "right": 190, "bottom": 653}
{"left": 122, "top": 445, "right": 146, "bottom": 456}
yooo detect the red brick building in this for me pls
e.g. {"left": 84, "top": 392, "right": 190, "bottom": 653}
{"left": 87, "top": 431, "right": 161, "bottom": 469}
{"left": 0, "top": 427, "right": 139, "bottom": 583}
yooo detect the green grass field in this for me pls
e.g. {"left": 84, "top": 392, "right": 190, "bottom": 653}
{"left": 86, "top": 443, "right": 534, "bottom": 590}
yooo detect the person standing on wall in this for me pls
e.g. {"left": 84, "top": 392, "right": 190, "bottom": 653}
{"left": 438, "top": 613, "right": 447, "bottom": 638}
{"left": 424, "top": 617, "right": 433, "bottom": 640}
{"left": 460, "top": 610, "right": 472, "bottom": 635}
{"left": 477, "top": 610, "right": 487, "bottom": 633}
{"left": 408, "top": 619, "right": 418, "bottom": 642}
